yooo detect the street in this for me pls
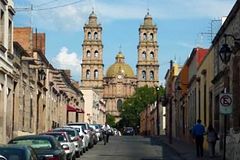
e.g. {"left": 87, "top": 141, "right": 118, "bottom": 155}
{"left": 80, "top": 136, "right": 183, "bottom": 160}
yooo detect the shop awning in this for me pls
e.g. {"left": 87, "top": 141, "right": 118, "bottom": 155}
{"left": 76, "top": 108, "right": 85, "bottom": 113}
{"left": 67, "top": 105, "right": 77, "bottom": 112}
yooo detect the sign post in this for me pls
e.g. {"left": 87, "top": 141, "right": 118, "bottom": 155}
{"left": 219, "top": 93, "right": 232, "bottom": 114}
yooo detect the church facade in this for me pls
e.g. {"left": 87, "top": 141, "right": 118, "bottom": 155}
{"left": 80, "top": 11, "right": 159, "bottom": 120}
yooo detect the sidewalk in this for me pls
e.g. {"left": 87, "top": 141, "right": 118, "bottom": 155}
{"left": 153, "top": 135, "right": 222, "bottom": 160}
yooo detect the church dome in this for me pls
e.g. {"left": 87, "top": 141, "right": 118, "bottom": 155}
{"left": 106, "top": 51, "right": 134, "bottom": 78}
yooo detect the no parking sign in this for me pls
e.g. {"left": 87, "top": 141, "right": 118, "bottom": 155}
{"left": 219, "top": 93, "right": 232, "bottom": 114}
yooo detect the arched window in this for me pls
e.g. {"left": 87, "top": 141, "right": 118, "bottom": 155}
{"left": 117, "top": 99, "right": 123, "bottom": 112}
{"left": 94, "top": 50, "right": 98, "bottom": 57}
{"left": 86, "top": 50, "right": 91, "bottom": 57}
{"left": 142, "top": 71, "right": 146, "bottom": 80}
{"left": 150, "top": 71, "right": 154, "bottom": 80}
{"left": 88, "top": 32, "right": 91, "bottom": 39}
{"left": 94, "top": 70, "right": 98, "bottom": 79}
{"left": 143, "top": 33, "right": 147, "bottom": 40}
{"left": 150, "top": 51, "right": 154, "bottom": 59}
{"left": 150, "top": 33, "right": 154, "bottom": 40}
{"left": 86, "top": 70, "right": 90, "bottom": 79}
{"left": 94, "top": 32, "right": 98, "bottom": 40}
{"left": 142, "top": 51, "right": 146, "bottom": 60}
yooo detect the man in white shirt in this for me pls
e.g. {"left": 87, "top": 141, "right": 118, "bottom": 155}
{"left": 102, "top": 122, "right": 111, "bottom": 143}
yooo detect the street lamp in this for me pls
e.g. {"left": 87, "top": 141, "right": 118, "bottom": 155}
{"left": 218, "top": 33, "right": 240, "bottom": 160}
{"left": 156, "top": 87, "right": 160, "bottom": 136}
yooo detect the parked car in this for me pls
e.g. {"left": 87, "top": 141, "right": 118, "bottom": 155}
{"left": 89, "top": 126, "right": 98, "bottom": 144}
{"left": 8, "top": 135, "right": 66, "bottom": 160}
{"left": 0, "top": 144, "right": 38, "bottom": 160}
{"left": 53, "top": 127, "right": 83, "bottom": 157}
{"left": 66, "top": 125, "right": 89, "bottom": 152}
{"left": 40, "top": 132, "right": 75, "bottom": 160}
{"left": 90, "top": 124, "right": 103, "bottom": 141}
{"left": 68, "top": 122, "right": 94, "bottom": 148}
{"left": 123, "top": 127, "right": 135, "bottom": 136}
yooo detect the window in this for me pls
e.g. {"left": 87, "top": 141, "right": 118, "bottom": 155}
{"left": 150, "top": 52, "right": 154, "bottom": 59}
{"left": 142, "top": 71, "right": 146, "bottom": 80}
{"left": 94, "top": 51, "right": 98, "bottom": 57}
{"left": 150, "top": 33, "right": 154, "bottom": 40}
{"left": 150, "top": 71, "right": 154, "bottom": 80}
{"left": 94, "top": 32, "right": 98, "bottom": 40}
{"left": 142, "top": 52, "right": 146, "bottom": 60}
{"left": 94, "top": 70, "right": 98, "bottom": 79}
{"left": 0, "top": 10, "right": 4, "bottom": 44}
{"left": 86, "top": 50, "right": 91, "bottom": 57}
{"left": 86, "top": 70, "right": 90, "bottom": 79}
{"left": 117, "top": 99, "right": 123, "bottom": 112}
{"left": 8, "top": 20, "right": 12, "bottom": 52}
{"left": 88, "top": 32, "right": 91, "bottom": 39}
{"left": 30, "top": 97, "right": 33, "bottom": 129}
{"left": 143, "top": 33, "right": 147, "bottom": 40}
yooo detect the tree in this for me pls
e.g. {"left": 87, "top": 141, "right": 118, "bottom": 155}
{"left": 106, "top": 114, "right": 116, "bottom": 127}
{"left": 118, "top": 85, "right": 165, "bottom": 131}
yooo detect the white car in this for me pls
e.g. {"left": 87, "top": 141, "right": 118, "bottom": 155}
{"left": 67, "top": 125, "right": 90, "bottom": 152}
{"left": 90, "top": 124, "right": 101, "bottom": 141}
{"left": 41, "top": 132, "right": 75, "bottom": 160}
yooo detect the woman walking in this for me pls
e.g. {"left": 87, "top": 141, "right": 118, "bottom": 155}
{"left": 207, "top": 124, "right": 218, "bottom": 158}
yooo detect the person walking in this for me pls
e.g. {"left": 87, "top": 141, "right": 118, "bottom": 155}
{"left": 102, "top": 122, "right": 111, "bottom": 144}
{"left": 207, "top": 124, "right": 218, "bottom": 158}
{"left": 192, "top": 119, "right": 205, "bottom": 158}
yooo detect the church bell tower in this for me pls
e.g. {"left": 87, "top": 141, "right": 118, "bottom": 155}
{"left": 81, "top": 11, "right": 104, "bottom": 90}
{"left": 136, "top": 12, "right": 159, "bottom": 87}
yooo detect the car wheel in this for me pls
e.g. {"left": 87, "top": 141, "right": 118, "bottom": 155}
{"left": 76, "top": 151, "right": 80, "bottom": 158}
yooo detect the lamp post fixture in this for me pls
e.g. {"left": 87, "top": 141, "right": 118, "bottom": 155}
{"left": 156, "top": 87, "right": 160, "bottom": 136}
{"left": 218, "top": 33, "right": 240, "bottom": 160}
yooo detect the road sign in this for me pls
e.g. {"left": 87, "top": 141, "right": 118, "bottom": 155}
{"left": 219, "top": 93, "right": 232, "bottom": 114}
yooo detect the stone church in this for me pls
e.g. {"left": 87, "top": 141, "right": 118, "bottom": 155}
{"left": 80, "top": 11, "right": 159, "bottom": 120}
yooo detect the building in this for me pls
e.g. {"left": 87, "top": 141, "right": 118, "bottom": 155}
{"left": 0, "top": 0, "right": 15, "bottom": 144}
{"left": 80, "top": 11, "right": 160, "bottom": 120}
{"left": 211, "top": 1, "right": 240, "bottom": 158}
{"left": 12, "top": 27, "right": 85, "bottom": 137}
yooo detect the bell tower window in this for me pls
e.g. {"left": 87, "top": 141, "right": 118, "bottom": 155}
{"left": 86, "top": 70, "right": 90, "bottom": 79}
{"left": 142, "top": 51, "right": 146, "bottom": 60}
{"left": 150, "top": 71, "right": 154, "bottom": 80}
{"left": 94, "top": 50, "right": 98, "bottom": 57}
{"left": 88, "top": 32, "right": 91, "bottom": 40}
{"left": 94, "top": 32, "right": 98, "bottom": 40}
{"left": 143, "top": 33, "right": 147, "bottom": 40}
{"left": 87, "top": 50, "right": 91, "bottom": 57}
{"left": 150, "top": 33, "right": 154, "bottom": 40}
{"left": 150, "top": 52, "right": 154, "bottom": 59}
{"left": 94, "top": 70, "right": 98, "bottom": 79}
{"left": 142, "top": 71, "right": 146, "bottom": 80}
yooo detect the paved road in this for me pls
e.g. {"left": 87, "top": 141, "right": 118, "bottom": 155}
{"left": 80, "top": 136, "right": 183, "bottom": 160}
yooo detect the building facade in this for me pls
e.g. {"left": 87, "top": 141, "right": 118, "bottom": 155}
{"left": 80, "top": 12, "right": 160, "bottom": 120}
{"left": 0, "top": 0, "right": 15, "bottom": 143}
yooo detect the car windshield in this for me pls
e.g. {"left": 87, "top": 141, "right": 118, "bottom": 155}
{"left": 46, "top": 134, "right": 67, "bottom": 142}
{"left": 0, "top": 149, "right": 23, "bottom": 160}
{"left": 69, "top": 124, "right": 86, "bottom": 130}
{"left": 10, "top": 139, "right": 52, "bottom": 149}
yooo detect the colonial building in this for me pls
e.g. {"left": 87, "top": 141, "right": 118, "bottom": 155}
{"left": 0, "top": 0, "right": 15, "bottom": 144}
{"left": 80, "top": 11, "right": 160, "bottom": 120}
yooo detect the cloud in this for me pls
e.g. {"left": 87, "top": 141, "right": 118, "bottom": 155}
{"left": 15, "top": 0, "right": 235, "bottom": 30}
{"left": 52, "top": 47, "right": 81, "bottom": 80}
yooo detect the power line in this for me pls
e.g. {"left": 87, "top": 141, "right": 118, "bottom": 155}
{"left": 35, "top": 0, "right": 61, "bottom": 7}
{"left": 15, "top": 0, "right": 82, "bottom": 12}
{"left": 35, "top": 0, "right": 82, "bottom": 11}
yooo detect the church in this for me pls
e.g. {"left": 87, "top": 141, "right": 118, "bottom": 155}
{"left": 80, "top": 11, "right": 160, "bottom": 120}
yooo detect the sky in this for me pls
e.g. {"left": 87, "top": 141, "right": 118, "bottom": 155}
{"left": 14, "top": 0, "right": 237, "bottom": 84}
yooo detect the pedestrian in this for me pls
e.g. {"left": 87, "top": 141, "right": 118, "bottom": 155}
{"left": 102, "top": 122, "right": 111, "bottom": 143}
{"left": 207, "top": 124, "right": 218, "bottom": 158}
{"left": 192, "top": 119, "right": 205, "bottom": 158}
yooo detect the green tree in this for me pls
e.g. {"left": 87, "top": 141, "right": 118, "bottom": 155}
{"left": 106, "top": 114, "right": 116, "bottom": 127}
{"left": 118, "top": 85, "right": 165, "bottom": 130}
